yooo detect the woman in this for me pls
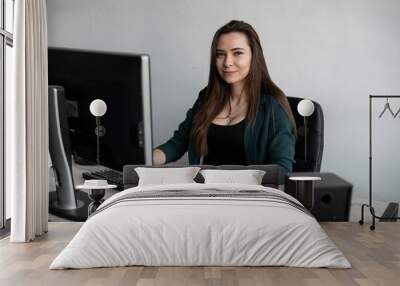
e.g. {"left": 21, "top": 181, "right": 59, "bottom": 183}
{"left": 153, "top": 20, "right": 296, "bottom": 172}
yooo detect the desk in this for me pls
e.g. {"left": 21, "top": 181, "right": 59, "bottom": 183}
{"left": 72, "top": 162, "right": 119, "bottom": 200}
{"left": 49, "top": 161, "right": 119, "bottom": 199}
{"left": 48, "top": 162, "right": 119, "bottom": 221}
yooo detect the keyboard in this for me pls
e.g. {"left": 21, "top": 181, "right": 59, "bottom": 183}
{"left": 82, "top": 169, "right": 124, "bottom": 191}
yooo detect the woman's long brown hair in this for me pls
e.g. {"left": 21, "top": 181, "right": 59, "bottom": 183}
{"left": 191, "top": 20, "right": 296, "bottom": 156}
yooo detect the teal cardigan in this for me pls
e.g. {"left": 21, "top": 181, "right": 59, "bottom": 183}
{"left": 157, "top": 88, "right": 296, "bottom": 173}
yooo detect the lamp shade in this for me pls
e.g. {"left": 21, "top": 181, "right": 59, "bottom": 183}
{"left": 297, "top": 99, "right": 315, "bottom": 117}
{"left": 89, "top": 99, "right": 107, "bottom": 117}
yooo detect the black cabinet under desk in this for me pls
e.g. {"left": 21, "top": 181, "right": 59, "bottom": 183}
{"left": 285, "top": 172, "right": 353, "bottom": 221}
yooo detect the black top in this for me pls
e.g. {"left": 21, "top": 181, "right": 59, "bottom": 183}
{"left": 157, "top": 88, "right": 296, "bottom": 172}
{"left": 203, "top": 119, "right": 247, "bottom": 165}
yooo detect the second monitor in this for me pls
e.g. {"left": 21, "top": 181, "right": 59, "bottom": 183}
{"left": 48, "top": 47, "right": 153, "bottom": 170}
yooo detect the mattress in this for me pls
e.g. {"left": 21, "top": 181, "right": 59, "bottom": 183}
{"left": 50, "top": 183, "right": 351, "bottom": 269}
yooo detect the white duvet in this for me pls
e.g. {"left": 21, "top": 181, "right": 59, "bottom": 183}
{"left": 50, "top": 183, "right": 351, "bottom": 269}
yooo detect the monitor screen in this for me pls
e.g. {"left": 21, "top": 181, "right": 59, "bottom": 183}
{"left": 48, "top": 47, "right": 153, "bottom": 170}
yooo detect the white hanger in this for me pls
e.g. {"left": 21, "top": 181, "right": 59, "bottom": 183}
{"left": 378, "top": 98, "right": 395, "bottom": 118}
{"left": 394, "top": 107, "right": 400, "bottom": 118}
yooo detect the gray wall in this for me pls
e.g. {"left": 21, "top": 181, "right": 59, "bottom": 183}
{"left": 47, "top": 0, "right": 400, "bottom": 203}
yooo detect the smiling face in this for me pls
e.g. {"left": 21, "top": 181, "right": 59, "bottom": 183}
{"left": 215, "top": 32, "right": 252, "bottom": 90}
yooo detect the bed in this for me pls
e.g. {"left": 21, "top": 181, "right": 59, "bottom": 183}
{"left": 49, "top": 165, "right": 351, "bottom": 269}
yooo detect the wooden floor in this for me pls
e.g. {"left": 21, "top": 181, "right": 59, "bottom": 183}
{"left": 0, "top": 222, "right": 399, "bottom": 286}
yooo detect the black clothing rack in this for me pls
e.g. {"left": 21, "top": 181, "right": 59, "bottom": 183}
{"left": 360, "top": 95, "right": 400, "bottom": 230}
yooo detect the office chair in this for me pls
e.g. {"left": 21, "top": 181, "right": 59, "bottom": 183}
{"left": 287, "top": 97, "right": 324, "bottom": 172}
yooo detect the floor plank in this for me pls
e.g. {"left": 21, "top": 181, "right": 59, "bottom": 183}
{"left": 0, "top": 222, "right": 400, "bottom": 286}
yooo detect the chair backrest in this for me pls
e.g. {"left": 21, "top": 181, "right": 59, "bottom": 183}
{"left": 287, "top": 97, "right": 324, "bottom": 172}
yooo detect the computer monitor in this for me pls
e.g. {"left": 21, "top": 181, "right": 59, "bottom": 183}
{"left": 48, "top": 47, "right": 153, "bottom": 170}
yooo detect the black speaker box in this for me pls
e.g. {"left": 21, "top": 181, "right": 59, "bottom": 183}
{"left": 285, "top": 172, "right": 353, "bottom": 221}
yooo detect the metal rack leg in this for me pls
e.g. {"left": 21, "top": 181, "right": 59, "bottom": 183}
{"left": 370, "top": 206, "right": 376, "bottom": 230}
{"left": 359, "top": 204, "right": 368, "bottom": 225}
{"left": 359, "top": 204, "right": 377, "bottom": 230}
{"left": 361, "top": 203, "right": 400, "bottom": 230}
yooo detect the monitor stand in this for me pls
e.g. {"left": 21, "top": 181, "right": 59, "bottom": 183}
{"left": 49, "top": 190, "right": 90, "bottom": 221}
{"left": 48, "top": 85, "right": 91, "bottom": 222}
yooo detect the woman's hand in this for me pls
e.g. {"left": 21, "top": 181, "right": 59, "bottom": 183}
{"left": 152, "top": 148, "right": 166, "bottom": 166}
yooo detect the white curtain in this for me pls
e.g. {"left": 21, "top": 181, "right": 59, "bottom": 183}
{"left": 7, "top": 0, "right": 48, "bottom": 242}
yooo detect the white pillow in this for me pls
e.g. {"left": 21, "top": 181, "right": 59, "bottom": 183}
{"left": 135, "top": 167, "right": 201, "bottom": 186}
{"left": 200, "top": 169, "right": 266, "bottom": 185}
